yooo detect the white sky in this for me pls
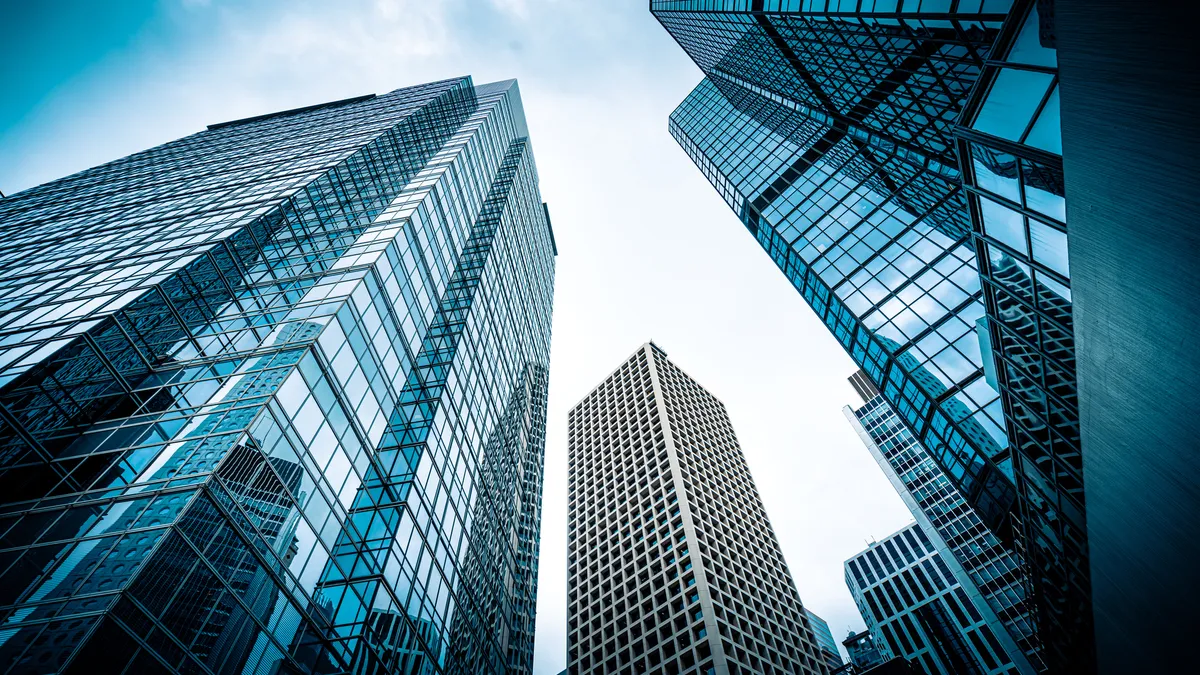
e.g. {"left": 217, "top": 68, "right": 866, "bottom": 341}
{"left": 0, "top": 1, "right": 915, "bottom": 671}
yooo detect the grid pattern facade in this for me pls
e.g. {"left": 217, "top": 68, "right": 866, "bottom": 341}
{"left": 567, "top": 343, "right": 825, "bottom": 675}
{"left": 953, "top": 5, "right": 1088, "bottom": 669}
{"left": 844, "top": 384, "right": 1038, "bottom": 672}
{"left": 0, "top": 77, "right": 555, "bottom": 674}
{"left": 652, "top": 2, "right": 1089, "bottom": 671}
{"left": 845, "top": 523, "right": 1019, "bottom": 675}
{"left": 656, "top": 1, "right": 1017, "bottom": 537}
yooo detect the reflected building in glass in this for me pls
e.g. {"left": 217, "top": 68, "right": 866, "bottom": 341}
{"left": 651, "top": 1, "right": 1085, "bottom": 669}
{"left": 0, "top": 76, "right": 556, "bottom": 674}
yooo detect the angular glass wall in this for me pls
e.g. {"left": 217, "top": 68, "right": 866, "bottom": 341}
{"left": 954, "top": 3, "right": 1087, "bottom": 669}
{"left": 658, "top": 2, "right": 1016, "bottom": 533}
{"left": 0, "top": 77, "right": 555, "bottom": 675}
{"left": 654, "top": 1, "right": 1090, "bottom": 671}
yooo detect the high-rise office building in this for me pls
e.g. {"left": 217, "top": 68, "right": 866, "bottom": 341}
{"left": 651, "top": 2, "right": 1091, "bottom": 668}
{"left": 567, "top": 343, "right": 826, "bottom": 675}
{"left": 0, "top": 77, "right": 556, "bottom": 674}
{"left": 844, "top": 371, "right": 1038, "bottom": 672}
{"left": 845, "top": 523, "right": 1026, "bottom": 675}
{"left": 804, "top": 609, "right": 845, "bottom": 671}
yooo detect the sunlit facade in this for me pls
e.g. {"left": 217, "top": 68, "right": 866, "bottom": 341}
{"left": 652, "top": 0, "right": 1085, "bottom": 670}
{"left": 568, "top": 343, "right": 826, "bottom": 675}
{"left": 0, "top": 77, "right": 555, "bottom": 674}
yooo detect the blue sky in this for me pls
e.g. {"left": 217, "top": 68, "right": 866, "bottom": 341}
{"left": 0, "top": 1, "right": 915, "bottom": 671}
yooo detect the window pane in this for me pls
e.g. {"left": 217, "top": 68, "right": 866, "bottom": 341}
{"left": 1030, "top": 220, "right": 1070, "bottom": 277}
{"left": 980, "top": 196, "right": 1028, "bottom": 254}
{"left": 973, "top": 68, "right": 1054, "bottom": 141}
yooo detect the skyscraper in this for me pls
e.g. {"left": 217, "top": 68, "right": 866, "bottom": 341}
{"left": 845, "top": 523, "right": 1027, "bottom": 675}
{"left": 651, "top": 2, "right": 1090, "bottom": 668}
{"left": 844, "top": 371, "right": 1038, "bottom": 672}
{"left": 0, "top": 76, "right": 556, "bottom": 674}
{"left": 567, "top": 343, "right": 826, "bottom": 675}
{"left": 804, "top": 608, "right": 845, "bottom": 672}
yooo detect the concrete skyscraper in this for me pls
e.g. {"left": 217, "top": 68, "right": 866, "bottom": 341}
{"left": 0, "top": 77, "right": 555, "bottom": 674}
{"left": 567, "top": 343, "right": 826, "bottom": 675}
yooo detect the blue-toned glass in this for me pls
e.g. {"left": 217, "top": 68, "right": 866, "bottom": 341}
{"left": 654, "top": 0, "right": 1089, "bottom": 671}
{"left": 0, "top": 78, "right": 555, "bottom": 674}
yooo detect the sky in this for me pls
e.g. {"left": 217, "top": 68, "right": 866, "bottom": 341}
{"left": 0, "top": 1, "right": 915, "bottom": 671}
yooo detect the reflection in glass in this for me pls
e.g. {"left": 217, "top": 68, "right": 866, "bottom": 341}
{"left": 974, "top": 69, "right": 1054, "bottom": 141}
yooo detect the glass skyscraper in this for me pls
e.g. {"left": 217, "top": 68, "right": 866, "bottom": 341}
{"left": 0, "top": 77, "right": 556, "bottom": 674}
{"left": 845, "top": 371, "right": 1039, "bottom": 672}
{"left": 803, "top": 609, "right": 845, "bottom": 672}
{"left": 651, "top": 1, "right": 1086, "bottom": 669}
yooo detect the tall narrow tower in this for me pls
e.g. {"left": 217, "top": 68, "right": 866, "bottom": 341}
{"left": 567, "top": 343, "right": 826, "bottom": 675}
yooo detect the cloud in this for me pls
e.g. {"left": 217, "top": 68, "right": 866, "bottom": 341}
{"left": 489, "top": 0, "right": 530, "bottom": 19}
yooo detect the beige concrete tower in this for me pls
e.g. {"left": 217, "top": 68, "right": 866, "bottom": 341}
{"left": 566, "top": 343, "right": 827, "bottom": 675}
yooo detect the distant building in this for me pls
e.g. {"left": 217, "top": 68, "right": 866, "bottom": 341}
{"left": 845, "top": 524, "right": 1030, "bottom": 674}
{"left": 805, "top": 609, "right": 845, "bottom": 671}
{"left": 567, "top": 343, "right": 827, "bottom": 673}
{"left": 844, "top": 371, "right": 1042, "bottom": 671}
{"left": 843, "top": 630, "right": 885, "bottom": 671}
{"left": 806, "top": 607, "right": 844, "bottom": 667}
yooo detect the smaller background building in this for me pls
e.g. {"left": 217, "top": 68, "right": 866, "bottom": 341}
{"left": 806, "top": 605, "right": 844, "bottom": 667}
{"left": 843, "top": 630, "right": 885, "bottom": 671}
{"left": 804, "top": 609, "right": 845, "bottom": 671}
{"left": 845, "top": 524, "right": 1027, "bottom": 674}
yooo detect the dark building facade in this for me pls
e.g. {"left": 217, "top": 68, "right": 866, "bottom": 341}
{"left": 1051, "top": 3, "right": 1200, "bottom": 673}
{"left": 0, "top": 77, "right": 555, "bottom": 674}
{"left": 567, "top": 343, "right": 827, "bottom": 674}
{"left": 845, "top": 523, "right": 1027, "bottom": 675}
{"left": 652, "top": 1, "right": 1092, "bottom": 669}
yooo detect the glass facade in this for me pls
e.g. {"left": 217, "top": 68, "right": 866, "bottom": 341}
{"left": 845, "top": 377, "right": 1039, "bottom": 672}
{"left": 652, "top": 1, "right": 1086, "bottom": 669}
{"left": 0, "top": 77, "right": 555, "bottom": 674}
{"left": 803, "top": 609, "right": 844, "bottom": 671}
{"left": 954, "top": 7, "right": 1087, "bottom": 671}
